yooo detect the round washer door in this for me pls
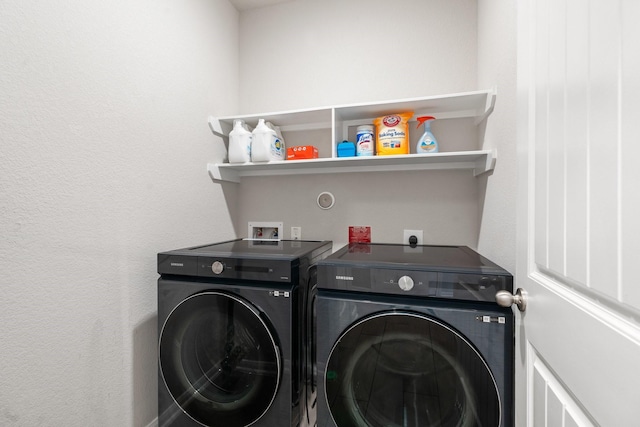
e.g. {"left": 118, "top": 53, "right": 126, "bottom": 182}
{"left": 159, "top": 291, "right": 281, "bottom": 427}
{"left": 325, "top": 312, "right": 500, "bottom": 427}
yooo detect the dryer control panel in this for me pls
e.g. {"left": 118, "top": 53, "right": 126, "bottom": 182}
{"left": 321, "top": 267, "right": 510, "bottom": 302}
{"left": 317, "top": 243, "right": 513, "bottom": 303}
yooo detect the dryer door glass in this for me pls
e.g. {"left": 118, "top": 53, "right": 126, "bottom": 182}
{"left": 159, "top": 292, "right": 280, "bottom": 427}
{"left": 325, "top": 312, "right": 500, "bottom": 427}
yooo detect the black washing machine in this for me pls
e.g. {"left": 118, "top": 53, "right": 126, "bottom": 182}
{"left": 315, "top": 243, "right": 514, "bottom": 427}
{"left": 157, "top": 238, "right": 331, "bottom": 427}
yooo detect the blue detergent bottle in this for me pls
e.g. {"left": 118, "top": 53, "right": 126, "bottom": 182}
{"left": 416, "top": 116, "right": 439, "bottom": 153}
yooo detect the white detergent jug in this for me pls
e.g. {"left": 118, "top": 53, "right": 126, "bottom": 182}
{"left": 251, "top": 119, "right": 285, "bottom": 162}
{"left": 266, "top": 121, "right": 286, "bottom": 153}
{"left": 228, "top": 119, "right": 252, "bottom": 163}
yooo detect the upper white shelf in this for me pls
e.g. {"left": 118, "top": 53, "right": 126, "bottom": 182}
{"left": 333, "top": 89, "right": 495, "bottom": 124}
{"left": 207, "top": 89, "right": 497, "bottom": 183}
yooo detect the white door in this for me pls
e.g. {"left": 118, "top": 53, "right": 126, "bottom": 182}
{"left": 516, "top": 0, "right": 640, "bottom": 425}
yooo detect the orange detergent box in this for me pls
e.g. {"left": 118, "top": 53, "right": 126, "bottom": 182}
{"left": 287, "top": 145, "right": 318, "bottom": 160}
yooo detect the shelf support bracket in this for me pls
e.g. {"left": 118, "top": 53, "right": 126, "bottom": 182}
{"left": 473, "top": 149, "right": 497, "bottom": 176}
{"left": 208, "top": 116, "right": 225, "bottom": 138}
{"left": 207, "top": 163, "right": 240, "bottom": 183}
{"left": 475, "top": 87, "right": 497, "bottom": 125}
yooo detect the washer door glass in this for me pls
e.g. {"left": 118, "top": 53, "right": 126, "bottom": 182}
{"left": 325, "top": 312, "right": 500, "bottom": 427}
{"left": 160, "top": 292, "right": 280, "bottom": 427}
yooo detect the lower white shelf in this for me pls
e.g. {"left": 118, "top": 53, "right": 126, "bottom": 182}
{"left": 207, "top": 150, "right": 496, "bottom": 183}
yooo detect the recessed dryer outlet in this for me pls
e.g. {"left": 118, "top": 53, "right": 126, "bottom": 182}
{"left": 403, "top": 229, "right": 423, "bottom": 245}
{"left": 291, "top": 227, "right": 302, "bottom": 240}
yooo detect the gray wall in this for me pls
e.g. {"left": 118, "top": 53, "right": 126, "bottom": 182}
{"left": 238, "top": 0, "right": 479, "bottom": 112}
{"left": 0, "top": 0, "right": 518, "bottom": 425}
{"left": 477, "top": 0, "right": 517, "bottom": 273}
{"left": 233, "top": 0, "right": 506, "bottom": 254}
{"left": 0, "top": 0, "right": 238, "bottom": 425}
{"left": 231, "top": 0, "right": 516, "bottom": 269}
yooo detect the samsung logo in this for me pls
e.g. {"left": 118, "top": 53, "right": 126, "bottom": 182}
{"left": 336, "top": 275, "right": 354, "bottom": 281}
{"left": 170, "top": 262, "right": 184, "bottom": 267}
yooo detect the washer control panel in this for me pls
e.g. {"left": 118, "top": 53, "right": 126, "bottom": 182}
{"left": 197, "top": 257, "right": 293, "bottom": 282}
{"left": 157, "top": 253, "right": 294, "bottom": 282}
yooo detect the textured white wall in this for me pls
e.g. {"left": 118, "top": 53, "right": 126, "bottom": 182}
{"left": 234, "top": 0, "right": 483, "bottom": 250}
{"left": 0, "top": 0, "right": 518, "bottom": 423}
{"left": 476, "top": 0, "right": 518, "bottom": 273}
{"left": 239, "top": 0, "right": 478, "bottom": 113}
{"left": 0, "top": 0, "right": 238, "bottom": 425}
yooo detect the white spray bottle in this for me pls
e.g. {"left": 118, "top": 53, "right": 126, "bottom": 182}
{"left": 416, "top": 116, "right": 439, "bottom": 153}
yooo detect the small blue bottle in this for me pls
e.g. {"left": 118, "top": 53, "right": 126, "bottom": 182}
{"left": 416, "top": 116, "right": 439, "bottom": 153}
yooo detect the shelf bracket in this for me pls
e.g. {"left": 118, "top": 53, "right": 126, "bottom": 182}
{"left": 473, "top": 149, "right": 497, "bottom": 176}
{"left": 207, "top": 116, "right": 225, "bottom": 138}
{"left": 474, "top": 87, "right": 497, "bottom": 125}
{"left": 207, "top": 163, "right": 240, "bottom": 183}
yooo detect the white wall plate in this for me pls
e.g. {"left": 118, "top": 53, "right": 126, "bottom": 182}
{"left": 247, "top": 221, "right": 283, "bottom": 240}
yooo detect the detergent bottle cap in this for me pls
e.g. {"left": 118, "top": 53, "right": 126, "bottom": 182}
{"left": 416, "top": 116, "right": 436, "bottom": 128}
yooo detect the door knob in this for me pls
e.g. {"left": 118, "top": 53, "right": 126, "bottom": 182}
{"left": 495, "top": 288, "right": 528, "bottom": 312}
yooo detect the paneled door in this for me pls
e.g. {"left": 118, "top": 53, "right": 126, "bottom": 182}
{"left": 516, "top": 0, "right": 640, "bottom": 425}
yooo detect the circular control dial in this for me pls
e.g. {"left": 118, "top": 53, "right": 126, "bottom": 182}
{"left": 211, "top": 261, "right": 224, "bottom": 274}
{"left": 398, "top": 275, "right": 414, "bottom": 291}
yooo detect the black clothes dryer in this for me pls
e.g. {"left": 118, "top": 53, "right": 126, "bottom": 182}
{"left": 157, "top": 239, "right": 331, "bottom": 427}
{"left": 315, "top": 243, "right": 514, "bottom": 427}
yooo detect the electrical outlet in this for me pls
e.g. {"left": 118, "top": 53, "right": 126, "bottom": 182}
{"left": 291, "top": 226, "right": 302, "bottom": 240}
{"left": 403, "top": 229, "right": 423, "bottom": 245}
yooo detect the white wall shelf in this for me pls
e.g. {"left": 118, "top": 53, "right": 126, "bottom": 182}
{"left": 207, "top": 89, "right": 497, "bottom": 183}
{"left": 208, "top": 150, "right": 495, "bottom": 183}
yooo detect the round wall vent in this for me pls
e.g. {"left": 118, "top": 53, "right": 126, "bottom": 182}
{"left": 317, "top": 192, "right": 335, "bottom": 210}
